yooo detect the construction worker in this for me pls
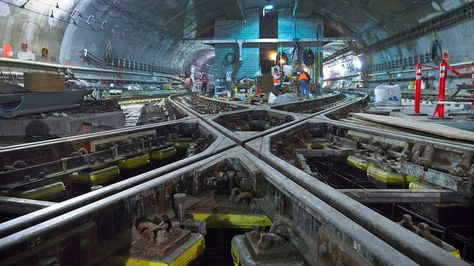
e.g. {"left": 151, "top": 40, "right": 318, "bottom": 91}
{"left": 272, "top": 67, "right": 281, "bottom": 94}
{"left": 201, "top": 74, "right": 209, "bottom": 93}
{"left": 184, "top": 73, "right": 191, "bottom": 91}
{"left": 298, "top": 70, "right": 310, "bottom": 98}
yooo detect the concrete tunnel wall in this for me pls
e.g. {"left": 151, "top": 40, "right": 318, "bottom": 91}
{"left": 358, "top": 18, "right": 474, "bottom": 91}
{"left": 0, "top": 0, "right": 214, "bottom": 75}
{"left": 0, "top": 0, "right": 74, "bottom": 63}
{"left": 325, "top": 0, "right": 474, "bottom": 90}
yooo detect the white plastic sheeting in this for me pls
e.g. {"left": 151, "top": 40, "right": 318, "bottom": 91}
{"left": 374, "top": 85, "right": 401, "bottom": 106}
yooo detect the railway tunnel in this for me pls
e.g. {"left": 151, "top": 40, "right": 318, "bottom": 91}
{"left": 0, "top": 0, "right": 473, "bottom": 265}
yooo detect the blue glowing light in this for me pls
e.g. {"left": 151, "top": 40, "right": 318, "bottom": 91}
{"left": 264, "top": 4, "right": 274, "bottom": 10}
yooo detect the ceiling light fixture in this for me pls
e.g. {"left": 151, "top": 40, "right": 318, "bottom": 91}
{"left": 264, "top": 4, "right": 274, "bottom": 10}
{"left": 263, "top": 1, "right": 274, "bottom": 16}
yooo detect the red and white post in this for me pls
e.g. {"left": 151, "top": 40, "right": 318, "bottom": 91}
{"left": 471, "top": 62, "right": 474, "bottom": 106}
{"left": 414, "top": 62, "right": 422, "bottom": 114}
{"left": 433, "top": 58, "right": 447, "bottom": 118}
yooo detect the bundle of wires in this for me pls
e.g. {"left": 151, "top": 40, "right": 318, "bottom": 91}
{"left": 80, "top": 48, "right": 107, "bottom": 67}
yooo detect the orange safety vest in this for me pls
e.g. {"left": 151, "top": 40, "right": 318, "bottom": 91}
{"left": 273, "top": 74, "right": 281, "bottom": 85}
{"left": 299, "top": 72, "right": 309, "bottom": 81}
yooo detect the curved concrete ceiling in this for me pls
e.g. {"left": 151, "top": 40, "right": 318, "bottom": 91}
{"left": 0, "top": 0, "right": 469, "bottom": 73}
{"left": 128, "top": 0, "right": 469, "bottom": 45}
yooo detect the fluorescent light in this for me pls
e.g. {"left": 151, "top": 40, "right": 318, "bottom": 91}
{"left": 264, "top": 4, "right": 274, "bottom": 10}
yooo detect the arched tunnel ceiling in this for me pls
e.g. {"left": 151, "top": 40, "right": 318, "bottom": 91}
{"left": 127, "top": 0, "right": 470, "bottom": 45}
{"left": 85, "top": 0, "right": 470, "bottom": 69}
{"left": 1, "top": 0, "right": 470, "bottom": 72}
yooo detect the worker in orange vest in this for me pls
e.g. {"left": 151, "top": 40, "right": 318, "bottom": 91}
{"left": 298, "top": 71, "right": 310, "bottom": 98}
{"left": 272, "top": 67, "right": 282, "bottom": 94}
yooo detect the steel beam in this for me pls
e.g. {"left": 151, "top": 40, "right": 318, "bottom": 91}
{"left": 292, "top": 0, "right": 299, "bottom": 17}
{"left": 0, "top": 197, "right": 56, "bottom": 215}
{"left": 323, "top": 46, "right": 352, "bottom": 63}
{"left": 339, "top": 189, "right": 469, "bottom": 204}
{"left": 235, "top": 0, "right": 246, "bottom": 23}
{"left": 164, "top": 0, "right": 213, "bottom": 26}
{"left": 0, "top": 58, "right": 183, "bottom": 81}
{"left": 292, "top": 0, "right": 316, "bottom": 18}
{"left": 401, "top": 162, "right": 474, "bottom": 197}
{"left": 218, "top": 0, "right": 245, "bottom": 20}
{"left": 183, "top": 37, "right": 357, "bottom": 44}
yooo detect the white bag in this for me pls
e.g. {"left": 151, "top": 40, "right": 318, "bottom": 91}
{"left": 268, "top": 92, "right": 277, "bottom": 104}
{"left": 374, "top": 85, "right": 401, "bottom": 106}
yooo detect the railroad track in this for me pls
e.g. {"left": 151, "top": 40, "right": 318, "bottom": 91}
{"left": 0, "top": 91, "right": 471, "bottom": 265}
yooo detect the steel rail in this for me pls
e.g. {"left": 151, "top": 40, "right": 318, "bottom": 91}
{"left": 254, "top": 119, "right": 469, "bottom": 266}
{"left": 0, "top": 97, "right": 192, "bottom": 152}
{"left": 173, "top": 93, "right": 368, "bottom": 146}
{"left": 170, "top": 93, "right": 250, "bottom": 119}
{"left": 0, "top": 147, "right": 417, "bottom": 266}
{"left": 0, "top": 119, "right": 235, "bottom": 238}
{"left": 318, "top": 116, "right": 474, "bottom": 150}
{"left": 204, "top": 92, "right": 368, "bottom": 146}
{"left": 318, "top": 97, "right": 474, "bottom": 149}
